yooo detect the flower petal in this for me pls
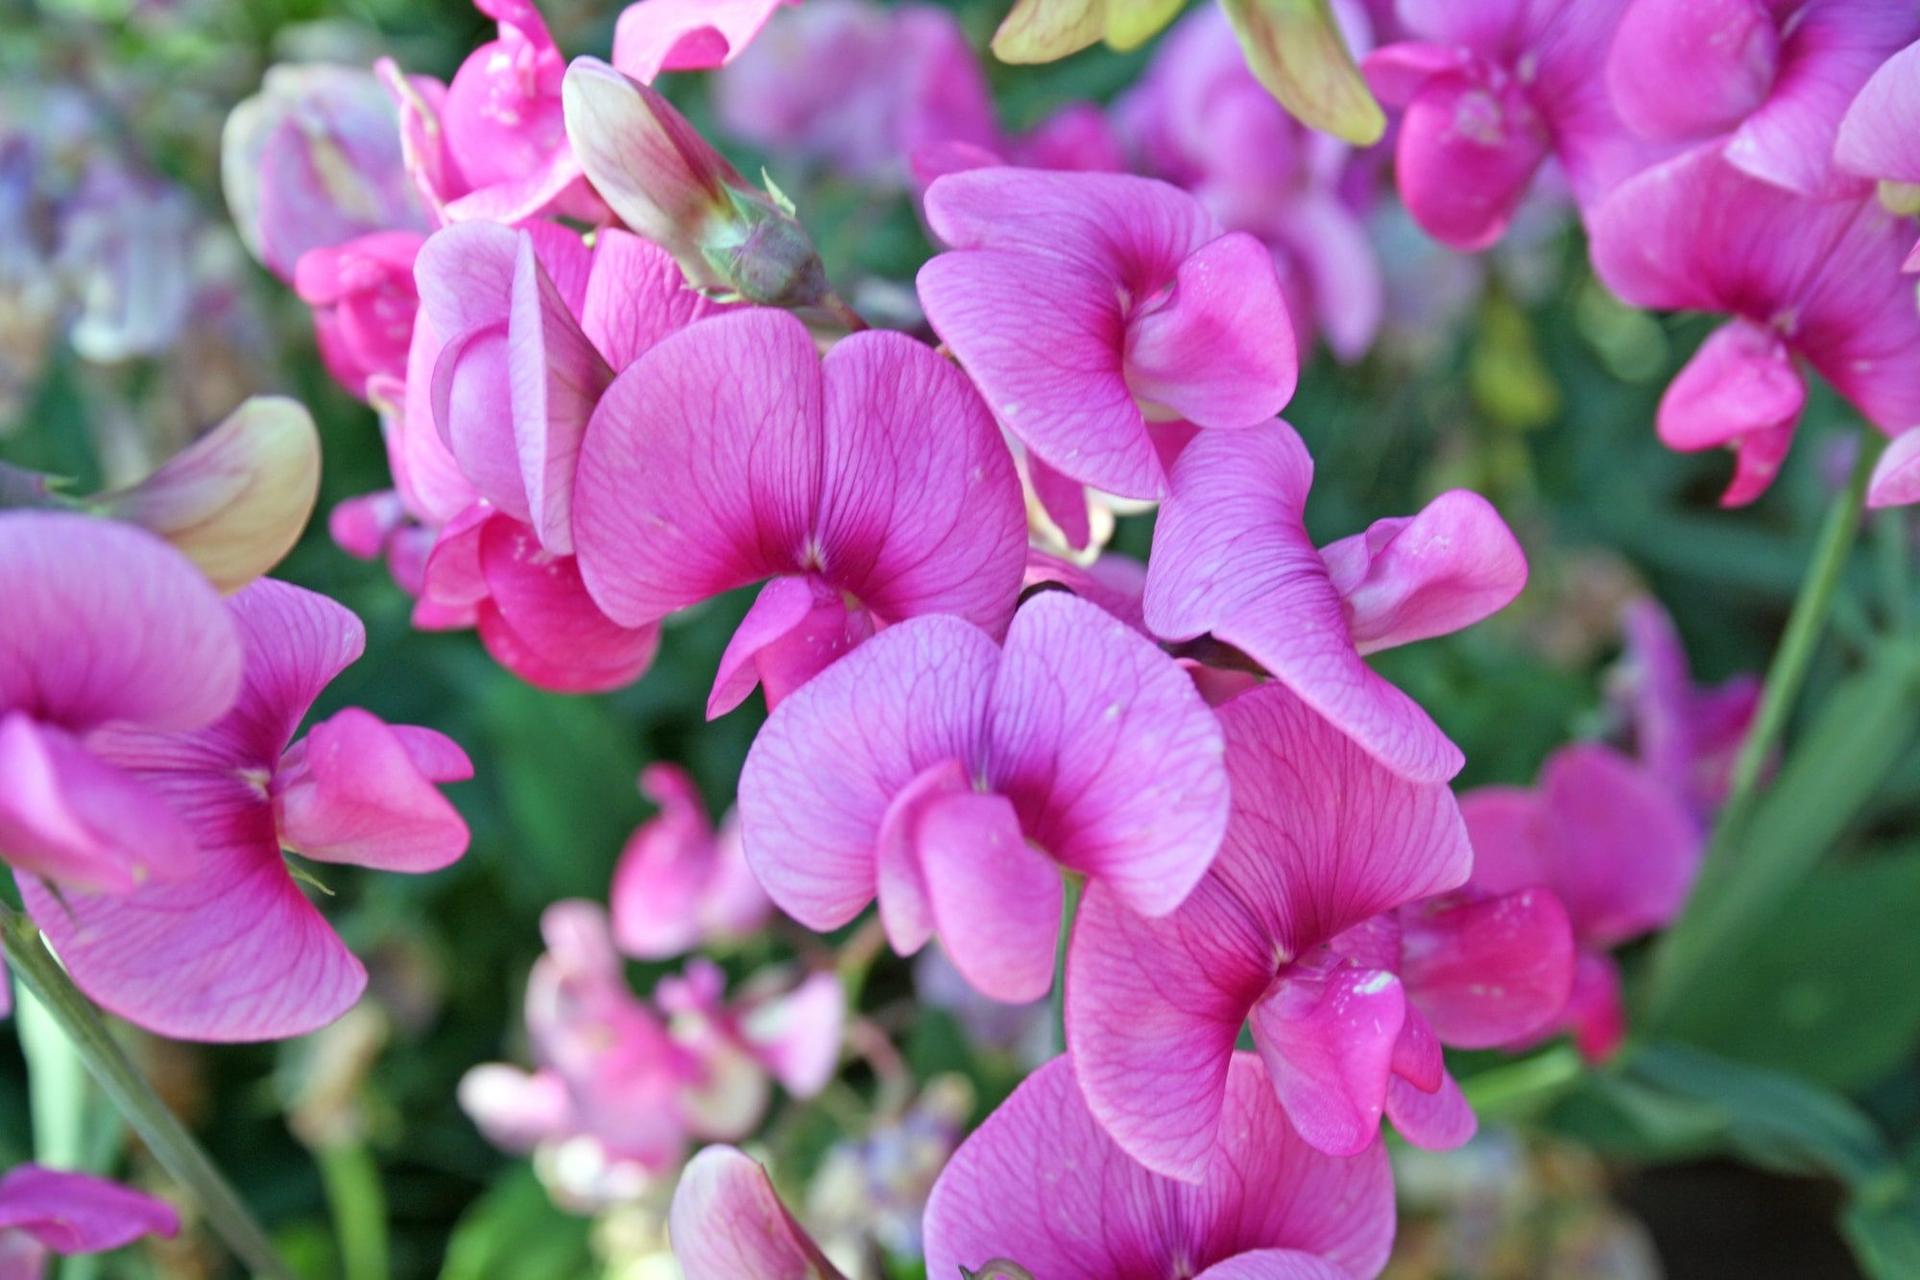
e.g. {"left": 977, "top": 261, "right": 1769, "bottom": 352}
{"left": 1398, "top": 889, "right": 1576, "bottom": 1048}
{"left": 274, "top": 707, "right": 470, "bottom": 872}
{"left": 0, "top": 1165, "right": 179, "bottom": 1256}
{"left": 917, "top": 790, "right": 1062, "bottom": 1003}
{"left": 668, "top": 1146, "right": 844, "bottom": 1280}
{"left": 1252, "top": 964, "right": 1406, "bottom": 1157}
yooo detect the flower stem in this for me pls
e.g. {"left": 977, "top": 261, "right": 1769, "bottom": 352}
{"left": 1052, "top": 874, "right": 1083, "bottom": 1055}
{"left": 1460, "top": 1042, "right": 1586, "bottom": 1118}
{"left": 0, "top": 902, "right": 293, "bottom": 1280}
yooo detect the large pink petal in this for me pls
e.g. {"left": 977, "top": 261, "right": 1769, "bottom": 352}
{"left": 1121, "top": 232, "right": 1297, "bottom": 429}
{"left": 1382, "top": 59, "right": 1549, "bottom": 252}
{"left": 1318, "top": 490, "right": 1528, "bottom": 654}
{"left": 613, "top": 0, "right": 792, "bottom": 82}
{"left": 1606, "top": 0, "right": 1779, "bottom": 143}
{"left": 924, "top": 1055, "right": 1394, "bottom": 1280}
{"left": 0, "top": 513, "right": 240, "bottom": 733}
{"left": 273, "top": 707, "right": 470, "bottom": 872}
{"left": 1252, "top": 964, "right": 1406, "bottom": 1158}
{"left": 573, "top": 309, "right": 821, "bottom": 628}
{"left": 915, "top": 790, "right": 1061, "bottom": 1003}
{"left": 475, "top": 516, "right": 661, "bottom": 694}
{"left": 667, "top": 1146, "right": 843, "bottom": 1280}
{"left": 580, "top": 229, "right": 731, "bottom": 371}
{"left": 1836, "top": 38, "right": 1920, "bottom": 183}
{"left": 738, "top": 616, "right": 997, "bottom": 931}
{"left": 0, "top": 1165, "right": 179, "bottom": 1255}
{"left": 921, "top": 167, "right": 1215, "bottom": 277}
{"left": 1145, "top": 426, "right": 1465, "bottom": 782}
{"left": 1193, "top": 1253, "right": 1353, "bottom": 1280}
{"left": 1398, "top": 889, "right": 1575, "bottom": 1048}
{"left": 986, "top": 591, "right": 1228, "bottom": 917}
{"left": 736, "top": 970, "right": 844, "bottom": 1097}
{"left": 815, "top": 330, "right": 1026, "bottom": 633}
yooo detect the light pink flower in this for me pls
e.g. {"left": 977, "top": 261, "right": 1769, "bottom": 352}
{"left": 1145, "top": 424, "right": 1527, "bottom": 783}
{"left": 20, "top": 581, "right": 471, "bottom": 1042}
{"left": 293, "top": 230, "right": 425, "bottom": 397}
{"left": 740, "top": 591, "right": 1229, "bottom": 1003}
{"left": 0, "top": 513, "right": 240, "bottom": 892}
{"left": 0, "top": 1165, "right": 178, "bottom": 1272}
{"left": 1462, "top": 743, "right": 1701, "bottom": 1061}
{"left": 1608, "top": 0, "right": 1917, "bottom": 197}
{"left": 1363, "top": 0, "right": 1660, "bottom": 251}
{"left": 610, "top": 765, "right": 771, "bottom": 959}
{"left": 573, "top": 309, "right": 1026, "bottom": 717}
{"left": 925, "top": 1054, "right": 1397, "bottom": 1280}
{"left": 614, "top": 0, "right": 795, "bottom": 81}
{"left": 668, "top": 1146, "right": 847, "bottom": 1280}
{"left": 916, "top": 168, "right": 1296, "bottom": 500}
{"left": 1610, "top": 598, "right": 1758, "bottom": 821}
{"left": 1069, "top": 683, "right": 1570, "bottom": 1172}
{"left": 1869, "top": 427, "right": 1920, "bottom": 508}
{"left": 1589, "top": 145, "right": 1920, "bottom": 505}
{"left": 1837, "top": 38, "right": 1920, "bottom": 271}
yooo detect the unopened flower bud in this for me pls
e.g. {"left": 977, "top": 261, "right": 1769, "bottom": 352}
{"left": 964, "top": 1263, "right": 1037, "bottom": 1280}
{"left": 97, "top": 396, "right": 320, "bottom": 592}
{"left": 703, "top": 194, "right": 829, "bottom": 310}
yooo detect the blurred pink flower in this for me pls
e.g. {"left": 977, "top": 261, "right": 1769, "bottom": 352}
{"left": 0, "top": 1165, "right": 178, "bottom": 1274}
{"left": 21, "top": 581, "right": 472, "bottom": 1042}
{"left": 669, "top": 1146, "right": 847, "bottom": 1280}
{"left": 610, "top": 764, "right": 771, "bottom": 959}
{"left": 1611, "top": 598, "right": 1759, "bottom": 822}
{"left": 1836, "top": 38, "right": 1920, "bottom": 270}
{"left": 614, "top": 0, "right": 796, "bottom": 82}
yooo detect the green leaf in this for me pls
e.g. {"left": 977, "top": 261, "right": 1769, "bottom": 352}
{"left": 439, "top": 1166, "right": 594, "bottom": 1280}
{"left": 1845, "top": 1183, "right": 1920, "bottom": 1280}
{"left": 1220, "top": 0, "right": 1385, "bottom": 144}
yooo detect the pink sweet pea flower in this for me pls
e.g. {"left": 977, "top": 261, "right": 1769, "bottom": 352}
{"left": 614, "top": 0, "right": 794, "bottom": 82}
{"left": 925, "top": 1054, "right": 1397, "bottom": 1280}
{"left": 1363, "top": 0, "right": 1660, "bottom": 251}
{"left": 1589, "top": 145, "right": 1920, "bottom": 506}
{"left": 1611, "top": 598, "right": 1759, "bottom": 821}
{"left": 1837, "top": 38, "right": 1920, "bottom": 271}
{"left": 1869, "top": 427, "right": 1920, "bottom": 508}
{"left": 610, "top": 765, "right": 771, "bottom": 959}
{"left": 739, "top": 591, "right": 1229, "bottom": 1004}
{"left": 293, "top": 230, "right": 426, "bottom": 398}
{"left": 0, "top": 513, "right": 241, "bottom": 892}
{"left": 1068, "top": 683, "right": 1570, "bottom": 1173}
{"left": 669, "top": 1146, "right": 848, "bottom": 1280}
{"left": 1608, "top": 0, "right": 1917, "bottom": 197}
{"left": 572, "top": 308, "right": 1026, "bottom": 717}
{"left": 916, "top": 168, "right": 1297, "bottom": 500}
{"left": 0, "top": 1165, "right": 178, "bottom": 1274}
{"left": 20, "top": 581, "right": 471, "bottom": 1042}
{"left": 1462, "top": 743, "right": 1702, "bottom": 1062}
{"left": 657, "top": 959, "right": 847, "bottom": 1134}
{"left": 1145, "top": 424, "right": 1527, "bottom": 783}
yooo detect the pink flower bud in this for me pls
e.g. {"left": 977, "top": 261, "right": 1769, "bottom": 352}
{"left": 97, "top": 397, "right": 320, "bottom": 592}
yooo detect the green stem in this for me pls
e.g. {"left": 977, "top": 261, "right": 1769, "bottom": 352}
{"left": 0, "top": 903, "right": 293, "bottom": 1280}
{"left": 1459, "top": 1042, "right": 1586, "bottom": 1118}
{"left": 317, "top": 1143, "right": 389, "bottom": 1280}
{"left": 1051, "top": 874, "right": 1083, "bottom": 1055}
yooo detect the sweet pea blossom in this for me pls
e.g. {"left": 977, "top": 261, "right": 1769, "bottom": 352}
{"left": 1869, "top": 428, "right": 1920, "bottom": 508}
{"left": 0, "top": 512, "right": 240, "bottom": 892}
{"left": 573, "top": 308, "right": 1026, "bottom": 717}
{"left": 1836, "top": 38, "right": 1920, "bottom": 270}
{"left": 1607, "top": 0, "right": 1917, "bottom": 196}
{"left": 1363, "top": 0, "right": 1656, "bottom": 251}
{"left": 1462, "top": 743, "right": 1701, "bottom": 1061}
{"left": 925, "top": 1054, "right": 1398, "bottom": 1280}
{"left": 293, "top": 230, "right": 426, "bottom": 396}
{"left": 1145, "top": 424, "right": 1527, "bottom": 783}
{"left": 21, "top": 581, "right": 472, "bottom": 1042}
{"left": 918, "top": 168, "right": 1296, "bottom": 499}
{"left": 1069, "top": 683, "right": 1571, "bottom": 1173}
{"left": 611, "top": 765, "right": 771, "bottom": 959}
{"left": 0, "top": 1165, "right": 179, "bottom": 1275}
{"left": 614, "top": 0, "right": 794, "bottom": 81}
{"left": 668, "top": 1145, "right": 847, "bottom": 1280}
{"left": 1610, "top": 598, "right": 1758, "bottom": 822}
{"left": 1589, "top": 146, "right": 1920, "bottom": 506}
{"left": 739, "top": 591, "right": 1229, "bottom": 1003}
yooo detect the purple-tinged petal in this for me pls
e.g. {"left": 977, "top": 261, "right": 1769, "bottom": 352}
{"left": 475, "top": 516, "right": 661, "bottom": 694}
{"left": 1868, "top": 428, "right": 1920, "bottom": 509}
{"left": 1563, "top": 950, "right": 1628, "bottom": 1062}
{"left": 668, "top": 1146, "right": 845, "bottom": 1280}
{"left": 1656, "top": 319, "right": 1806, "bottom": 507}
{"left": 1398, "top": 889, "right": 1575, "bottom": 1048}
{"left": 1383, "top": 1069, "right": 1476, "bottom": 1150}
{"left": 273, "top": 707, "right": 470, "bottom": 872}
{"left": 611, "top": 765, "right": 769, "bottom": 958}
{"left": 614, "top": 0, "right": 793, "bottom": 82}
{"left": 736, "top": 970, "right": 845, "bottom": 1098}
{"left": 708, "top": 576, "right": 873, "bottom": 718}
{"left": 458, "top": 1064, "right": 572, "bottom": 1153}
{"left": 1193, "top": 1253, "right": 1353, "bottom": 1280}
{"left": 915, "top": 791, "right": 1061, "bottom": 1003}
{"left": 0, "top": 1165, "right": 178, "bottom": 1256}
{"left": 874, "top": 759, "right": 968, "bottom": 956}
{"left": 1606, "top": 0, "right": 1779, "bottom": 143}
{"left": 1252, "top": 964, "right": 1406, "bottom": 1158}
{"left": 1380, "top": 58, "right": 1549, "bottom": 252}
{"left": 1836, "top": 39, "right": 1920, "bottom": 183}
{"left": 580, "top": 229, "right": 732, "bottom": 371}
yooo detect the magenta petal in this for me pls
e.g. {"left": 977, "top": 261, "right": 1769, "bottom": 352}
{"left": 1390, "top": 63, "right": 1548, "bottom": 252}
{"left": 1656, "top": 319, "right": 1806, "bottom": 506}
{"left": 1383, "top": 1069, "right": 1476, "bottom": 1150}
{"left": 925, "top": 1055, "right": 1395, "bottom": 1280}
{"left": 736, "top": 970, "right": 845, "bottom": 1097}
{"left": 1868, "top": 429, "right": 1920, "bottom": 509}
{"left": 1121, "top": 231, "right": 1297, "bottom": 429}
{"left": 709, "top": 576, "right": 870, "bottom": 719}
{"left": 1399, "top": 889, "right": 1576, "bottom": 1048}
{"left": 1606, "top": 0, "right": 1779, "bottom": 142}
{"left": 874, "top": 759, "right": 969, "bottom": 956}
{"left": 667, "top": 1146, "right": 842, "bottom": 1280}
{"left": 476, "top": 517, "right": 661, "bottom": 694}
{"left": 1146, "top": 426, "right": 1465, "bottom": 782}
{"left": 1836, "top": 39, "right": 1920, "bottom": 183}
{"left": 740, "top": 617, "right": 998, "bottom": 931}
{"left": 1192, "top": 1253, "right": 1354, "bottom": 1280}
{"left": 0, "top": 1165, "right": 179, "bottom": 1256}
{"left": 988, "top": 592, "right": 1229, "bottom": 916}
{"left": 1252, "top": 965, "right": 1406, "bottom": 1158}
{"left": 613, "top": 0, "right": 791, "bottom": 81}
{"left": 916, "top": 790, "right": 1061, "bottom": 1003}
{"left": 1320, "top": 490, "right": 1528, "bottom": 655}
{"left": 1563, "top": 950, "right": 1629, "bottom": 1062}
{"left": 580, "top": 229, "right": 730, "bottom": 371}
{"left": 611, "top": 765, "right": 768, "bottom": 959}
{"left": 273, "top": 707, "right": 470, "bottom": 872}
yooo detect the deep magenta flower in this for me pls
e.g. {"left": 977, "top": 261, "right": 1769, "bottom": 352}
{"left": 1363, "top": 0, "right": 1658, "bottom": 251}
{"left": 1608, "top": 0, "right": 1917, "bottom": 196}
{"left": 1837, "top": 38, "right": 1920, "bottom": 270}
{"left": 924, "top": 1054, "right": 1397, "bottom": 1280}
{"left": 0, "top": 1165, "right": 178, "bottom": 1272}
{"left": 916, "top": 168, "right": 1297, "bottom": 500}
{"left": 610, "top": 765, "right": 771, "bottom": 959}
{"left": 20, "top": 581, "right": 471, "bottom": 1042}
{"left": 0, "top": 513, "right": 240, "bottom": 892}
{"left": 293, "top": 229, "right": 425, "bottom": 397}
{"left": 1145, "top": 424, "right": 1527, "bottom": 783}
{"left": 572, "top": 308, "right": 1027, "bottom": 717}
{"left": 1068, "top": 683, "right": 1570, "bottom": 1173}
{"left": 1589, "top": 145, "right": 1920, "bottom": 505}
{"left": 1461, "top": 743, "right": 1700, "bottom": 1061}
{"left": 1612, "top": 598, "right": 1758, "bottom": 822}
{"left": 739, "top": 591, "right": 1229, "bottom": 1003}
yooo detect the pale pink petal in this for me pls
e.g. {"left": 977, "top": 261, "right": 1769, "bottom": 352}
{"left": 924, "top": 1055, "right": 1394, "bottom": 1280}
{"left": 1145, "top": 426, "right": 1465, "bottom": 782}
{"left": 668, "top": 1146, "right": 844, "bottom": 1280}
{"left": 1193, "top": 1253, "right": 1353, "bottom": 1280}
{"left": 0, "top": 513, "right": 240, "bottom": 733}
{"left": 1318, "top": 490, "right": 1528, "bottom": 654}
{"left": 915, "top": 791, "right": 1061, "bottom": 1003}
{"left": 1383, "top": 1069, "right": 1476, "bottom": 1150}
{"left": 459, "top": 1064, "right": 572, "bottom": 1153}
{"left": 396, "top": 315, "right": 481, "bottom": 526}
{"left": 1868, "top": 428, "right": 1920, "bottom": 509}
{"left": 1606, "top": 0, "right": 1780, "bottom": 143}
{"left": 736, "top": 970, "right": 844, "bottom": 1097}
{"left": 580, "top": 229, "right": 732, "bottom": 371}
{"left": 273, "top": 707, "right": 470, "bottom": 872}
{"left": 1269, "top": 192, "right": 1384, "bottom": 363}
{"left": 611, "top": 765, "right": 721, "bottom": 958}
{"left": 874, "top": 759, "right": 968, "bottom": 956}
{"left": 574, "top": 309, "right": 821, "bottom": 628}
{"left": 0, "top": 1166, "right": 178, "bottom": 1255}
{"left": 475, "top": 516, "right": 661, "bottom": 694}
{"left": 739, "top": 617, "right": 998, "bottom": 930}
{"left": 986, "top": 591, "right": 1228, "bottom": 916}
{"left": 1836, "top": 39, "right": 1920, "bottom": 182}
{"left": 1398, "top": 889, "right": 1575, "bottom": 1047}
{"left": 1252, "top": 964, "right": 1406, "bottom": 1158}
{"left": 614, "top": 0, "right": 793, "bottom": 82}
